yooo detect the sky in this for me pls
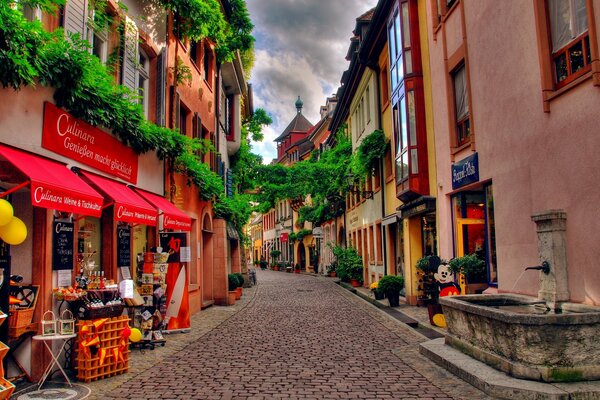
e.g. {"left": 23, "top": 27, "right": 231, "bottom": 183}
{"left": 246, "top": 0, "right": 378, "bottom": 163}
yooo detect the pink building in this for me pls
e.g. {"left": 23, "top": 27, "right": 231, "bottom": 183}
{"left": 427, "top": 0, "right": 600, "bottom": 305}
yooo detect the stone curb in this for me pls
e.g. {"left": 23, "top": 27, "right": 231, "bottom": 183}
{"left": 420, "top": 338, "right": 600, "bottom": 400}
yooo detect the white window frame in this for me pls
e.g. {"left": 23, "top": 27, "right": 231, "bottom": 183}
{"left": 87, "top": 10, "right": 108, "bottom": 63}
{"left": 137, "top": 48, "right": 150, "bottom": 117}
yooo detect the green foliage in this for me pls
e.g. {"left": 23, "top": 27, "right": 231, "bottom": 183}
{"left": 244, "top": 108, "right": 272, "bottom": 142}
{"left": 295, "top": 229, "right": 312, "bottom": 242}
{"left": 416, "top": 255, "right": 446, "bottom": 273}
{"left": 350, "top": 129, "right": 389, "bottom": 180}
{"left": 448, "top": 254, "right": 486, "bottom": 280}
{"left": 227, "top": 273, "right": 238, "bottom": 290}
{"left": 378, "top": 275, "right": 405, "bottom": 294}
{"left": 269, "top": 250, "right": 281, "bottom": 259}
{"left": 213, "top": 193, "right": 252, "bottom": 236}
{"left": 1, "top": 2, "right": 225, "bottom": 200}
{"left": 161, "top": 0, "right": 254, "bottom": 63}
{"left": 331, "top": 245, "right": 363, "bottom": 283}
{"left": 233, "top": 272, "right": 244, "bottom": 287}
{"left": 171, "top": 56, "right": 192, "bottom": 86}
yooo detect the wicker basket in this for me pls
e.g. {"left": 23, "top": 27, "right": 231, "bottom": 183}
{"left": 8, "top": 308, "right": 34, "bottom": 329}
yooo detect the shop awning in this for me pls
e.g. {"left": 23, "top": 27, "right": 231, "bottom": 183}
{"left": 0, "top": 144, "right": 103, "bottom": 216}
{"left": 134, "top": 189, "right": 192, "bottom": 231}
{"left": 79, "top": 171, "right": 157, "bottom": 226}
{"left": 226, "top": 222, "right": 240, "bottom": 241}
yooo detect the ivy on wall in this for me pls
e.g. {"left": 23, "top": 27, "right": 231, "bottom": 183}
{"left": 0, "top": 0, "right": 257, "bottom": 201}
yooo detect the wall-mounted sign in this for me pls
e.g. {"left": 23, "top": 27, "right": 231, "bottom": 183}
{"left": 452, "top": 153, "right": 479, "bottom": 190}
{"left": 42, "top": 102, "right": 139, "bottom": 183}
{"left": 280, "top": 232, "right": 288, "bottom": 243}
{"left": 159, "top": 232, "right": 188, "bottom": 263}
{"left": 52, "top": 221, "right": 74, "bottom": 270}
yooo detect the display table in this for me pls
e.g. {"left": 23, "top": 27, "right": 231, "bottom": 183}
{"left": 32, "top": 334, "right": 76, "bottom": 390}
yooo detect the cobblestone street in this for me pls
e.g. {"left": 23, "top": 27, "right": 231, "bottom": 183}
{"left": 101, "top": 270, "right": 490, "bottom": 399}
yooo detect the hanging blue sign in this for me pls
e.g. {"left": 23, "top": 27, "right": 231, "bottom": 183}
{"left": 452, "top": 153, "right": 479, "bottom": 189}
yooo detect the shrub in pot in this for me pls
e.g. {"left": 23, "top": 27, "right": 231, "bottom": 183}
{"left": 378, "top": 275, "right": 405, "bottom": 307}
{"left": 448, "top": 254, "right": 486, "bottom": 286}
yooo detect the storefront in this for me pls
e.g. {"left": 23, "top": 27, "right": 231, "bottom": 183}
{"left": 450, "top": 153, "right": 497, "bottom": 288}
{"left": 0, "top": 97, "right": 191, "bottom": 381}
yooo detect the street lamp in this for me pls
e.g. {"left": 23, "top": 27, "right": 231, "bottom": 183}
{"left": 346, "top": 173, "right": 373, "bottom": 200}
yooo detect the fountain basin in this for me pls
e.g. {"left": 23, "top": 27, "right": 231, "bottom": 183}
{"left": 440, "top": 294, "right": 600, "bottom": 382}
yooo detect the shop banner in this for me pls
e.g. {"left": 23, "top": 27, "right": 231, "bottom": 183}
{"left": 32, "top": 182, "right": 103, "bottom": 216}
{"left": 42, "top": 102, "right": 139, "bottom": 184}
{"left": 164, "top": 262, "right": 190, "bottom": 330}
{"left": 163, "top": 214, "right": 192, "bottom": 231}
{"left": 452, "top": 152, "right": 479, "bottom": 190}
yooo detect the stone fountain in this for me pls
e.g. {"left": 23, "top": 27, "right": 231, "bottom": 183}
{"left": 436, "top": 210, "right": 600, "bottom": 383}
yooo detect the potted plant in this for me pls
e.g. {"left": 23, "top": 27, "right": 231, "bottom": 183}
{"left": 326, "top": 263, "right": 337, "bottom": 277}
{"left": 227, "top": 274, "right": 238, "bottom": 305}
{"left": 370, "top": 281, "right": 384, "bottom": 300}
{"left": 348, "top": 263, "right": 363, "bottom": 287}
{"left": 294, "top": 264, "right": 301, "bottom": 274}
{"left": 378, "top": 275, "right": 404, "bottom": 307}
{"left": 448, "top": 254, "right": 487, "bottom": 294}
{"left": 331, "top": 245, "right": 363, "bottom": 286}
{"left": 233, "top": 273, "right": 244, "bottom": 298}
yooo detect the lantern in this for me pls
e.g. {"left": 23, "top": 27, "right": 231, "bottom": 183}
{"left": 59, "top": 309, "right": 75, "bottom": 335}
{"left": 42, "top": 310, "right": 57, "bottom": 336}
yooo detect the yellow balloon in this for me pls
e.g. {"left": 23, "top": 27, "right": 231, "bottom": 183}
{"left": 0, "top": 216, "right": 27, "bottom": 245}
{"left": 129, "top": 328, "right": 143, "bottom": 343}
{"left": 0, "top": 199, "right": 13, "bottom": 226}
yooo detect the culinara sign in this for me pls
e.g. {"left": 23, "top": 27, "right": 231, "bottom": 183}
{"left": 452, "top": 153, "right": 479, "bottom": 190}
{"left": 42, "top": 102, "right": 138, "bottom": 183}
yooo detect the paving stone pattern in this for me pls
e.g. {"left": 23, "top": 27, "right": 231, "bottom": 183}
{"left": 102, "top": 270, "right": 491, "bottom": 399}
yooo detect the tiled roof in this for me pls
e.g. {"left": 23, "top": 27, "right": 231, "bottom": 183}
{"left": 274, "top": 113, "right": 314, "bottom": 142}
{"left": 357, "top": 8, "right": 375, "bottom": 22}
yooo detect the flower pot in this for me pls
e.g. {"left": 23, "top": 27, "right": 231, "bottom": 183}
{"left": 234, "top": 287, "right": 242, "bottom": 300}
{"left": 387, "top": 290, "right": 400, "bottom": 307}
{"left": 227, "top": 291, "right": 236, "bottom": 306}
{"left": 294, "top": 269, "right": 300, "bottom": 274}
{"left": 374, "top": 291, "right": 385, "bottom": 300}
{"left": 273, "top": 266, "right": 279, "bottom": 271}
{"left": 350, "top": 279, "right": 361, "bottom": 287}
{"left": 329, "top": 271, "right": 336, "bottom": 277}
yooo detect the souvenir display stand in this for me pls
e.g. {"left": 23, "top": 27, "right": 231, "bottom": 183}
{"left": 129, "top": 252, "right": 168, "bottom": 350}
{"left": 0, "top": 313, "right": 16, "bottom": 399}
{"left": 76, "top": 316, "right": 130, "bottom": 382}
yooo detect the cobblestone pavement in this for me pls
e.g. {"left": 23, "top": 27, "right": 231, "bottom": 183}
{"left": 99, "top": 270, "right": 491, "bottom": 399}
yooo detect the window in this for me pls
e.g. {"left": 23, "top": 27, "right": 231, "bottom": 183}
{"left": 369, "top": 225, "right": 375, "bottom": 263}
{"left": 190, "top": 40, "right": 198, "bottom": 65}
{"left": 388, "top": 10, "right": 403, "bottom": 92}
{"left": 21, "top": 2, "right": 42, "bottom": 21}
{"left": 376, "top": 222, "right": 383, "bottom": 264}
{"left": 203, "top": 42, "right": 212, "bottom": 84}
{"left": 179, "top": 102, "right": 189, "bottom": 135}
{"left": 394, "top": 97, "right": 409, "bottom": 184}
{"left": 547, "top": 0, "right": 591, "bottom": 87}
{"left": 380, "top": 65, "right": 390, "bottom": 107}
{"left": 137, "top": 49, "right": 150, "bottom": 117}
{"left": 452, "top": 63, "right": 470, "bottom": 147}
{"left": 366, "top": 87, "right": 371, "bottom": 123}
{"left": 88, "top": 9, "right": 108, "bottom": 63}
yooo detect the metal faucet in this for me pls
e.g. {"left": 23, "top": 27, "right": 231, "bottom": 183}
{"left": 525, "top": 261, "right": 550, "bottom": 274}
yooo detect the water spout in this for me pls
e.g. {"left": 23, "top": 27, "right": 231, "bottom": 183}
{"left": 525, "top": 261, "right": 550, "bottom": 275}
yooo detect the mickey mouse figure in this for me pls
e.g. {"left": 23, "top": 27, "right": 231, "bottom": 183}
{"left": 434, "top": 263, "right": 461, "bottom": 297}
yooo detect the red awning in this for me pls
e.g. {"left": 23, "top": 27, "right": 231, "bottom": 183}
{"left": 79, "top": 171, "right": 157, "bottom": 226}
{"left": 0, "top": 144, "right": 103, "bottom": 216}
{"left": 134, "top": 189, "right": 192, "bottom": 231}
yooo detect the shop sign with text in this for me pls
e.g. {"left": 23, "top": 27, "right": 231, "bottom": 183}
{"left": 452, "top": 153, "right": 479, "bottom": 190}
{"left": 33, "top": 184, "right": 102, "bottom": 216}
{"left": 42, "top": 102, "right": 138, "bottom": 183}
{"left": 163, "top": 214, "right": 192, "bottom": 231}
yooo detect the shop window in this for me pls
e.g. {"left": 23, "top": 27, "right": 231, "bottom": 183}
{"left": 421, "top": 213, "right": 437, "bottom": 256}
{"left": 77, "top": 216, "right": 102, "bottom": 275}
{"left": 369, "top": 225, "right": 375, "bottom": 263}
{"left": 451, "top": 189, "right": 497, "bottom": 285}
{"left": 452, "top": 63, "right": 470, "bottom": 147}
{"left": 547, "top": 0, "right": 591, "bottom": 88}
{"left": 376, "top": 222, "right": 383, "bottom": 264}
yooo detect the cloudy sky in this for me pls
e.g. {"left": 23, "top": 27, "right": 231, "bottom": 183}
{"left": 246, "top": 0, "right": 378, "bottom": 162}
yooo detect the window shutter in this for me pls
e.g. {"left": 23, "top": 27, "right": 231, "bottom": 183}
{"left": 64, "top": 0, "right": 87, "bottom": 39}
{"left": 192, "top": 113, "right": 202, "bottom": 139}
{"left": 121, "top": 16, "right": 139, "bottom": 92}
{"left": 156, "top": 50, "right": 166, "bottom": 127}
{"left": 226, "top": 170, "right": 233, "bottom": 197}
{"left": 170, "top": 86, "right": 180, "bottom": 130}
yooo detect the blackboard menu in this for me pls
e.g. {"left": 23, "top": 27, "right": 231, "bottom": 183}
{"left": 52, "top": 221, "right": 74, "bottom": 270}
{"left": 117, "top": 226, "right": 131, "bottom": 267}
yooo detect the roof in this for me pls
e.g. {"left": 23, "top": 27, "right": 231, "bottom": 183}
{"left": 274, "top": 112, "right": 314, "bottom": 142}
{"left": 357, "top": 8, "right": 375, "bottom": 22}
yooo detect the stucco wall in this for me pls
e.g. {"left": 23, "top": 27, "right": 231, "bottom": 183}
{"left": 428, "top": 1, "right": 600, "bottom": 304}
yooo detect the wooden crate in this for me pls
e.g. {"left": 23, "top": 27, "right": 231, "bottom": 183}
{"left": 76, "top": 316, "right": 130, "bottom": 383}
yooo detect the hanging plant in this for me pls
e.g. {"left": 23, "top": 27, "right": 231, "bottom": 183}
{"left": 350, "top": 129, "right": 389, "bottom": 180}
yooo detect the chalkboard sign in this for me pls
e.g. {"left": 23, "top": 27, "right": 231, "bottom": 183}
{"left": 117, "top": 226, "right": 131, "bottom": 267}
{"left": 52, "top": 221, "right": 74, "bottom": 270}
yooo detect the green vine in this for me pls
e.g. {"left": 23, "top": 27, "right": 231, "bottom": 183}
{"left": 171, "top": 56, "right": 193, "bottom": 86}
{"left": 350, "top": 129, "right": 389, "bottom": 180}
{"left": 0, "top": 2, "right": 226, "bottom": 200}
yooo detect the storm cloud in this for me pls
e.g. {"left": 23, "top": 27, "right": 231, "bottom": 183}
{"left": 247, "top": 0, "right": 377, "bottom": 162}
